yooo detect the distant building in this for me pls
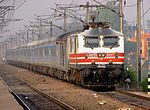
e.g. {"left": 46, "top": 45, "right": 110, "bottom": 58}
{"left": 128, "top": 32, "right": 150, "bottom": 60}
{"left": 128, "top": 25, "right": 137, "bottom": 37}
{"left": 145, "top": 20, "right": 150, "bottom": 33}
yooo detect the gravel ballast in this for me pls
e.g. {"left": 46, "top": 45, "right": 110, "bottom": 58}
{"left": 0, "top": 63, "right": 145, "bottom": 110}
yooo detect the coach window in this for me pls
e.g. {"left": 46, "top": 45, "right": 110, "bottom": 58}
{"left": 29, "top": 49, "right": 32, "bottom": 56}
{"left": 32, "top": 49, "right": 35, "bottom": 56}
{"left": 84, "top": 36, "right": 99, "bottom": 48}
{"left": 37, "top": 48, "right": 39, "bottom": 56}
{"left": 23, "top": 50, "right": 24, "bottom": 56}
{"left": 35, "top": 49, "right": 37, "bottom": 56}
{"left": 45, "top": 47, "right": 49, "bottom": 56}
{"left": 39, "top": 48, "right": 41, "bottom": 56}
{"left": 32, "top": 49, "right": 34, "bottom": 56}
{"left": 33, "top": 49, "right": 35, "bottom": 56}
{"left": 49, "top": 48, "right": 51, "bottom": 56}
{"left": 25, "top": 50, "right": 27, "bottom": 56}
{"left": 51, "top": 46, "right": 56, "bottom": 56}
{"left": 27, "top": 49, "right": 29, "bottom": 56}
{"left": 47, "top": 47, "right": 49, "bottom": 56}
{"left": 39, "top": 48, "right": 43, "bottom": 56}
{"left": 23, "top": 50, "right": 25, "bottom": 56}
{"left": 28, "top": 49, "right": 30, "bottom": 56}
{"left": 31, "top": 49, "right": 33, "bottom": 56}
{"left": 38, "top": 49, "right": 40, "bottom": 56}
{"left": 20, "top": 50, "right": 21, "bottom": 56}
{"left": 26, "top": 50, "right": 28, "bottom": 56}
{"left": 103, "top": 36, "right": 119, "bottom": 48}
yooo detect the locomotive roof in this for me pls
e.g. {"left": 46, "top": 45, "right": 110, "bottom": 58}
{"left": 56, "top": 30, "right": 82, "bottom": 41}
{"left": 83, "top": 27, "right": 123, "bottom": 36}
{"left": 101, "top": 28, "right": 123, "bottom": 36}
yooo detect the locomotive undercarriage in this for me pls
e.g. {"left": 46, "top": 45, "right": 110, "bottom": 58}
{"left": 79, "top": 64, "right": 124, "bottom": 88}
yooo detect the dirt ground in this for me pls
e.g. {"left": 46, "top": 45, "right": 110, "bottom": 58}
{"left": 0, "top": 63, "right": 144, "bottom": 110}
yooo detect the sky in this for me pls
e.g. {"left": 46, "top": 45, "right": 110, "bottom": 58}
{"left": 3, "top": 0, "right": 150, "bottom": 36}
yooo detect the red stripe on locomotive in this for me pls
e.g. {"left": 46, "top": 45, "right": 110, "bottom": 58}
{"left": 69, "top": 58, "right": 124, "bottom": 63}
{"left": 69, "top": 53, "right": 124, "bottom": 57}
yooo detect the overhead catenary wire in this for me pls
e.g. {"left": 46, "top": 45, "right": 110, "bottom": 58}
{"left": 0, "top": 0, "right": 29, "bottom": 34}
{"left": 124, "top": 6, "right": 150, "bottom": 23}
{"left": 50, "top": 7, "right": 85, "bottom": 24}
{"left": 141, "top": 7, "right": 150, "bottom": 18}
{"left": 0, "top": 0, "right": 4, "bottom": 4}
{"left": 14, "top": 0, "right": 28, "bottom": 10}
{"left": 93, "top": 0, "right": 120, "bottom": 16}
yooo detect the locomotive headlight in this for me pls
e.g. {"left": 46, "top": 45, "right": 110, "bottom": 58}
{"left": 85, "top": 55, "right": 88, "bottom": 59}
{"left": 102, "top": 53, "right": 106, "bottom": 57}
{"left": 98, "top": 53, "right": 106, "bottom": 58}
{"left": 92, "top": 60, "right": 95, "bottom": 65}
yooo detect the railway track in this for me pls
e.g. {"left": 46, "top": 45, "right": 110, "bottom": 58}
{"left": 0, "top": 77, "right": 30, "bottom": 110}
{"left": 98, "top": 90, "right": 150, "bottom": 110}
{"left": 0, "top": 68, "right": 75, "bottom": 110}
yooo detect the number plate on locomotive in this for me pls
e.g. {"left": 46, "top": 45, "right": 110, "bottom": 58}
{"left": 97, "top": 65, "right": 106, "bottom": 68}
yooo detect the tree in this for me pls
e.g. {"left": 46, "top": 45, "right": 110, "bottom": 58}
{"left": 124, "top": 67, "right": 137, "bottom": 87}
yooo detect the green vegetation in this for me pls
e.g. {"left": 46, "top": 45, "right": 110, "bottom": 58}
{"left": 148, "top": 48, "right": 150, "bottom": 58}
{"left": 124, "top": 67, "right": 148, "bottom": 91}
{"left": 141, "top": 78, "right": 148, "bottom": 92}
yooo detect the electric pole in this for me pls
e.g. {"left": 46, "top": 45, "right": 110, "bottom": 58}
{"left": 137, "top": 0, "right": 141, "bottom": 83}
{"left": 86, "top": 2, "right": 90, "bottom": 23}
{"left": 26, "top": 30, "right": 29, "bottom": 43}
{"left": 119, "top": 0, "right": 123, "bottom": 33}
{"left": 64, "top": 8, "right": 67, "bottom": 33}
{"left": 50, "top": 21, "right": 53, "bottom": 37}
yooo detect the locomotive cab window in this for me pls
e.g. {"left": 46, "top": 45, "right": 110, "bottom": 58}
{"left": 84, "top": 36, "right": 99, "bottom": 48}
{"left": 103, "top": 36, "right": 119, "bottom": 48}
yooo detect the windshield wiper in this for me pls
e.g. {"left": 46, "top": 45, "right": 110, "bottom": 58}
{"left": 87, "top": 41, "right": 93, "bottom": 49}
{"left": 110, "top": 40, "right": 118, "bottom": 49}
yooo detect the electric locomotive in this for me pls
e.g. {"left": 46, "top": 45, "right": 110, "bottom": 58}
{"left": 67, "top": 22, "right": 124, "bottom": 88}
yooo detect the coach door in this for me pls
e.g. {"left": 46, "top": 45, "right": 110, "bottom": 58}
{"left": 60, "top": 43, "right": 65, "bottom": 66}
{"left": 69, "top": 35, "right": 78, "bottom": 65}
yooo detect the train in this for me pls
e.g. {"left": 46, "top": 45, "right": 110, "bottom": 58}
{"left": 6, "top": 22, "right": 124, "bottom": 89}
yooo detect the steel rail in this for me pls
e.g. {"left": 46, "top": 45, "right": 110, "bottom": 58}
{"left": 115, "top": 89, "right": 150, "bottom": 110}
{"left": 98, "top": 90, "right": 150, "bottom": 110}
{"left": 116, "top": 89, "right": 150, "bottom": 101}
{"left": 3, "top": 70, "right": 76, "bottom": 110}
